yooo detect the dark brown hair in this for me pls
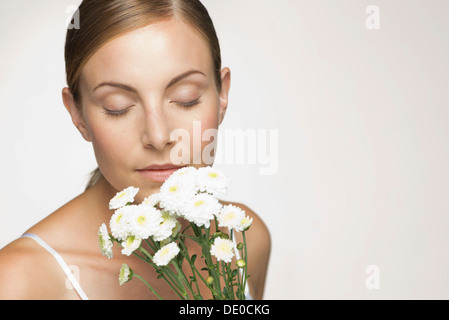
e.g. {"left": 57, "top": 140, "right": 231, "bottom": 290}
{"left": 64, "top": 0, "right": 222, "bottom": 190}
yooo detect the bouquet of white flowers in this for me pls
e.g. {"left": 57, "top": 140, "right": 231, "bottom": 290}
{"left": 98, "top": 166, "right": 252, "bottom": 300}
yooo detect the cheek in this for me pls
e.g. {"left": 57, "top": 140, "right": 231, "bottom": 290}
{"left": 87, "top": 117, "right": 132, "bottom": 173}
{"left": 199, "top": 118, "right": 219, "bottom": 145}
{"left": 175, "top": 95, "right": 220, "bottom": 164}
{"left": 186, "top": 113, "right": 220, "bottom": 165}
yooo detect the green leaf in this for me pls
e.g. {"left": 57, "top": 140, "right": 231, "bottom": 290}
{"left": 236, "top": 288, "right": 245, "bottom": 300}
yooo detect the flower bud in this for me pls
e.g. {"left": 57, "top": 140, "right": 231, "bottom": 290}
{"left": 206, "top": 276, "right": 214, "bottom": 286}
{"left": 119, "top": 263, "right": 133, "bottom": 286}
{"left": 236, "top": 243, "right": 244, "bottom": 250}
{"left": 236, "top": 259, "right": 246, "bottom": 268}
{"left": 213, "top": 231, "right": 229, "bottom": 239}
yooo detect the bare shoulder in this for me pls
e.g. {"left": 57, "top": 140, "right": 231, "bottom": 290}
{"left": 0, "top": 239, "right": 30, "bottom": 299}
{"left": 220, "top": 201, "right": 271, "bottom": 299}
{"left": 0, "top": 194, "right": 87, "bottom": 300}
{"left": 0, "top": 237, "right": 69, "bottom": 300}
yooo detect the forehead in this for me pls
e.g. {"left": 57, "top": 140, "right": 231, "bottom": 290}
{"left": 81, "top": 18, "right": 213, "bottom": 91}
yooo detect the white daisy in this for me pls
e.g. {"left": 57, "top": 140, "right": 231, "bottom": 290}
{"left": 152, "top": 210, "right": 178, "bottom": 242}
{"left": 171, "top": 165, "right": 198, "bottom": 178}
{"left": 109, "top": 186, "right": 139, "bottom": 210}
{"left": 98, "top": 223, "right": 113, "bottom": 259}
{"left": 239, "top": 215, "right": 253, "bottom": 231}
{"left": 216, "top": 204, "right": 246, "bottom": 231}
{"left": 142, "top": 192, "right": 161, "bottom": 208}
{"left": 159, "top": 172, "right": 197, "bottom": 216}
{"left": 121, "top": 235, "right": 142, "bottom": 256}
{"left": 153, "top": 242, "right": 180, "bottom": 267}
{"left": 183, "top": 193, "right": 222, "bottom": 228}
{"left": 210, "top": 237, "right": 235, "bottom": 263}
{"left": 160, "top": 220, "right": 182, "bottom": 246}
{"left": 196, "top": 166, "right": 229, "bottom": 195}
{"left": 110, "top": 205, "right": 134, "bottom": 241}
{"left": 119, "top": 263, "right": 133, "bottom": 286}
{"left": 128, "top": 204, "right": 163, "bottom": 239}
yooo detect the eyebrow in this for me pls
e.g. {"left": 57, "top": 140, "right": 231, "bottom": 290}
{"left": 93, "top": 70, "right": 206, "bottom": 93}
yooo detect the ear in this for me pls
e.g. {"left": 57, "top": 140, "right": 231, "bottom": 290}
{"left": 218, "top": 67, "right": 231, "bottom": 126}
{"left": 62, "top": 87, "right": 92, "bottom": 142}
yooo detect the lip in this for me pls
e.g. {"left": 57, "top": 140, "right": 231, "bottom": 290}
{"left": 136, "top": 164, "right": 187, "bottom": 183}
{"left": 138, "top": 164, "right": 187, "bottom": 171}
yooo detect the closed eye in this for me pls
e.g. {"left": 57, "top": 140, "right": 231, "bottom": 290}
{"left": 103, "top": 105, "right": 134, "bottom": 117}
{"left": 173, "top": 97, "right": 202, "bottom": 108}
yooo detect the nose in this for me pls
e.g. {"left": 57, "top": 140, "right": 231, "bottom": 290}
{"left": 141, "top": 102, "right": 174, "bottom": 151}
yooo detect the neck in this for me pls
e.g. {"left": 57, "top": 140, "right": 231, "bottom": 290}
{"left": 83, "top": 174, "right": 120, "bottom": 224}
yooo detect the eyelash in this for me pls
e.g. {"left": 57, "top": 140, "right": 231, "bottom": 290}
{"left": 174, "top": 97, "right": 202, "bottom": 108}
{"left": 103, "top": 106, "right": 134, "bottom": 117}
{"left": 103, "top": 98, "right": 201, "bottom": 118}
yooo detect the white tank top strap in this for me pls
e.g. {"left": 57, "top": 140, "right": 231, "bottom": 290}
{"left": 21, "top": 233, "right": 89, "bottom": 300}
{"left": 231, "top": 229, "right": 253, "bottom": 300}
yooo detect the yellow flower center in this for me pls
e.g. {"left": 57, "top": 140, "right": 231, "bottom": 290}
{"left": 194, "top": 200, "right": 205, "bottom": 207}
{"left": 208, "top": 172, "right": 218, "bottom": 178}
{"left": 160, "top": 212, "right": 171, "bottom": 224}
{"left": 224, "top": 212, "right": 236, "bottom": 222}
{"left": 218, "top": 242, "right": 232, "bottom": 254}
{"left": 117, "top": 191, "right": 126, "bottom": 198}
{"left": 169, "top": 185, "right": 178, "bottom": 193}
{"left": 160, "top": 247, "right": 170, "bottom": 257}
{"left": 126, "top": 236, "right": 136, "bottom": 245}
{"left": 137, "top": 216, "right": 146, "bottom": 225}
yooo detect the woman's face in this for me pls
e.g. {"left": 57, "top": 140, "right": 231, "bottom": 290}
{"left": 63, "top": 18, "right": 230, "bottom": 202}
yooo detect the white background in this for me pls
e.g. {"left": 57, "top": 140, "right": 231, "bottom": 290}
{"left": 1, "top": 0, "right": 449, "bottom": 299}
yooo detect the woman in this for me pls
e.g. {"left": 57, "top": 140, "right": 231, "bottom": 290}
{"left": 0, "top": 0, "right": 270, "bottom": 300}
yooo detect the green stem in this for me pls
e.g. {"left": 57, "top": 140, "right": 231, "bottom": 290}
{"left": 242, "top": 231, "right": 249, "bottom": 297}
{"left": 191, "top": 223, "right": 203, "bottom": 238}
{"left": 133, "top": 274, "right": 164, "bottom": 300}
{"left": 226, "top": 262, "right": 236, "bottom": 300}
{"left": 132, "top": 250, "right": 151, "bottom": 263}
{"left": 181, "top": 223, "right": 192, "bottom": 235}
{"left": 162, "top": 265, "right": 185, "bottom": 293}
{"left": 178, "top": 234, "right": 200, "bottom": 241}
{"left": 159, "top": 272, "right": 185, "bottom": 300}
{"left": 204, "top": 226, "right": 224, "bottom": 299}
{"left": 214, "top": 216, "right": 219, "bottom": 231}
{"left": 132, "top": 251, "right": 185, "bottom": 300}
{"left": 144, "top": 238, "right": 158, "bottom": 252}
{"left": 187, "top": 224, "right": 223, "bottom": 299}
{"left": 171, "top": 261, "right": 192, "bottom": 300}
{"left": 221, "top": 261, "right": 232, "bottom": 299}
{"left": 139, "top": 247, "right": 153, "bottom": 260}
{"left": 179, "top": 240, "right": 220, "bottom": 299}
{"left": 236, "top": 265, "right": 243, "bottom": 300}
{"left": 203, "top": 244, "right": 223, "bottom": 299}
{"left": 180, "top": 245, "right": 201, "bottom": 297}
{"left": 190, "top": 223, "right": 224, "bottom": 299}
